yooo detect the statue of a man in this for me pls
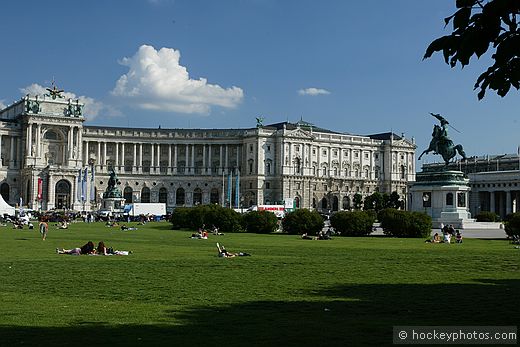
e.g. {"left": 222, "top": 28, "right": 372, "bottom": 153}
{"left": 107, "top": 170, "right": 118, "bottom": 191}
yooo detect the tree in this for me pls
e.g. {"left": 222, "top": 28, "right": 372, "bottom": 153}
{"left": 242, "top": 210, "right": 279, "bottom": 234}
{"left": 353, "top": 193, "right": 363, "bottom": 210}
{"left": 282, "top": 209, "right": 324, "bottom": 235}
{"left": 388, "top": 191, "right": 401, "bottom": 209}
{"left": 424, "top": 0, "right": 520, "bottom": 99}
{"left": 330, "top": 211, "right": 375, "bottom": 237}
{"left": 363, "top": 192, "right": 384, "bottom": 212}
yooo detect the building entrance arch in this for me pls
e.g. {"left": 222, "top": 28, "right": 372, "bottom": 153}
{"left": 55, "top": 180, "right": 71, "bottom": 209}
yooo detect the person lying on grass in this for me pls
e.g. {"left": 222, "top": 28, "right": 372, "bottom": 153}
{"left": 96, "top": 241, "right": 131, "bottom": 256}
{"left": 216, "top": 242, "right": 250, "bottom": 257}
{"left": 57, "top": 241, "right": 95, "bottom": 255}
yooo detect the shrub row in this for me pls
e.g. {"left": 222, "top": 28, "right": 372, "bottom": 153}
{"left": 475, "top": 211, "right": 500, "bottom": 222}
{"left": 378, "top": 208, "right": 432, "bottom": 238}
{"left": 330, "top": 211, "right": 375, "bottom": 236}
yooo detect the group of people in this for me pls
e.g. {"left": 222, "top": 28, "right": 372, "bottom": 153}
{"left": 57, "top": 241, "right": 130, "bottom": 256}
{"left": 427, "top": 224, "right": 463, "bottom": 244}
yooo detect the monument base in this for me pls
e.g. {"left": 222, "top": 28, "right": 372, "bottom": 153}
{"left": 409, "top": 169, "right": 473, "bottom": 229}
{"left": 102, "top": 197, "right": 126, "bottom": 214}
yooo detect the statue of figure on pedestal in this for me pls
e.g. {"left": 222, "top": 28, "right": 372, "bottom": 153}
{"left": 418, "top": 113, "right": 467, "bottom": 165}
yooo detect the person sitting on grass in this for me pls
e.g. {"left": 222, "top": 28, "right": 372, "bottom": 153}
{"left": 57, "top": 241, "right": 95, "bottom": 255}
{"left": 96, "top": 241, "right": 132, "bottom": 256}
{"left": 216, "top": 242, "right": 251, "bottom": 257}
{"left": 455, "top": 231, "right": 463, "bottom": 244}
{"left": 120, "top": 224, "right": 138, "bottom": 231}
{"left": 301, "top": 233, "right": 313, "bottom": 240}
{"left": 425, "top": 232, "right": 441, "bottom": 243}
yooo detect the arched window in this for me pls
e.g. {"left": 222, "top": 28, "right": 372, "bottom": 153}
{"left": 294, "top": 196, "right": 300, "bottom": 208}
{"left": 210, "top": 188, "right": 219, "bottom": 204}
{"left": 312, "top": 197, "right": 316, "bottom": 208}
{"left": 193, "top": 188, "right": 202, "bottom": 205}
{"left": 1, "top": 183, "right": 9, "bottom": 202}
{"left": 141, "top": 187, "right": 151, "bottom": 203}
{"left": 332, "top": 196, "right": 339, "bottom": 211}
{"left": 55, "top": 180, "right": 71, "bottom": 209}
{"left": 176, "top": 188, "right": 185, "bottom": 205}
{"left": 342, "top": 196, "right": 351, "bottom": 210}
{"left": 159, "top": 187, "right": 168, "bottom": 203}
{"left": 321, "top": 197, "right": 328, "bottom": 210}
{"left": 124, "top": 187, "right": 133, "bottom": 203}
{"left": 295, "top": 158, "right": 301, "bottom": 174}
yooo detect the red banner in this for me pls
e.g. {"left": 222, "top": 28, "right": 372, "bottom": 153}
{"left": 37, "top": 178, "right": 42, "bottom": 200}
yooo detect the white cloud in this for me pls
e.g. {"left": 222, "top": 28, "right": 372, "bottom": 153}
{"left": 298, "top": 87, "right": 331, "bottom": 96}
{"left": 111, "top": 45, "right": 244, "bottom": 114}
{"left": 20, "top": 83, "right": 117, "bottom": 121}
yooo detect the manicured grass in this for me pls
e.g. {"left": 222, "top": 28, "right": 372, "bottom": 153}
{"left": 0, "top": 222, "right": 518, "bottom": 346}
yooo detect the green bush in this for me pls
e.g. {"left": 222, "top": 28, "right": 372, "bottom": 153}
{"left": 504, "top": 212, "right": 520, "bottom": 237}
{"left": 242, "top": 210, "right": 279, "bottom": 234}
{"left": 330, "top": 211, "right": 375, "bottom": 236}
{"left": 475, "top": 211, "right": 500, "bottom": 222}
{"left": 170, "top": 205, "right": 243, "bottom": 232}
{"left": 379, "top": 209, "right": 432, "bottom": 238}
{"left": 282, "top": 209, "right": 324, "bottom": 235}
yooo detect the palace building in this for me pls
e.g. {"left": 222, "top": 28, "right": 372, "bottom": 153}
{"left": 0, "top": 91, "right": 416, "bottom": 212}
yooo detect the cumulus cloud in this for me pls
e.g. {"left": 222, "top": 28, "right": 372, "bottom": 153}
{"left": 298, "top": 87, "right": 331, "bottom": 96}
{"left": 111, "top": 45, "right": 244, "bottom": 114}
{"left": 20, "top": 83, "right": 117, "bottom": 121}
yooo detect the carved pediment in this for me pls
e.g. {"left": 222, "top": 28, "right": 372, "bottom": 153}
{"left": 285, "top": 128, "right": 315, "bottom": 140}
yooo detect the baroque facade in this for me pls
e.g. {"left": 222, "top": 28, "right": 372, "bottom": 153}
{"left": 0, "top": 93, "right": 416, "bottom": 212}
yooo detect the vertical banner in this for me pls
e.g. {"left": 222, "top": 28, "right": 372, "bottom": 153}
{"left": 90, "top": 166, "right": 95, "bottom": 201}
{"left": 235, "top": 169, "right": 240, "bottom": 208}
{"left": 37, "top": 178, "right": 43, "bottom": 201}
{"left": 77, "top": 169, "right": 82, "bottom": 201}
{"left": 82, "top": 168, "right": 88, "bottom": 202}
{"left": 227, "top": 171, "right": 232, "bottom": 208}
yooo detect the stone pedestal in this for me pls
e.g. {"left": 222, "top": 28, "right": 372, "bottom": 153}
{"left": 409, "top": 169, "right": 473, "bottom": 229}
{"left": 102, "top": 197, "right": 126, "bottom": 213}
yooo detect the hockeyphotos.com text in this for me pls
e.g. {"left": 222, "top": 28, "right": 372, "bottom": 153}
{"left": 393, "top": 326, "right": 517, "bottom": 345}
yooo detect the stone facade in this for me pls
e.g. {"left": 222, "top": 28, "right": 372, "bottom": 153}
{"left": 0, "top": 94, "right": 416, "bottom": 212}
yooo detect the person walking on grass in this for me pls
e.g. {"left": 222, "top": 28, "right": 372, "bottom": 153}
{"left": 39, "top": 219, "right": 48, "bottom": 240}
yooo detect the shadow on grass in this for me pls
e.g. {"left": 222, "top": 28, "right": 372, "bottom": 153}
{"left": 2, "top": 279, "right": 518, "bottom": 346}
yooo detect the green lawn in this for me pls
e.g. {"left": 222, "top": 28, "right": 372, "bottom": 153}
{"left": 0, "top": 222, "right": 518, "bottom": 346}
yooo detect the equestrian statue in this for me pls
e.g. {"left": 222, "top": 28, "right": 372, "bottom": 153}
{"left": 418, "top": 113, "right": 467, "bottom": 165}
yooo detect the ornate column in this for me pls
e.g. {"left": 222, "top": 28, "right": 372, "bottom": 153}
{"left": 156, "top": 144, "right": 160, "bottom": 174}
{"left": 191, "top": 144, "right": 195, "bottom": 174}
{"left": 151, "top": 143, "right": 155, "bottom": 174}
{"left": 185, "top": 144, "right": 189, "bottom": 173}
{"left": 173, "top": 144, "right": 178, "bottom": 174}
{"left": 225, "top": 145, "right": 229, "bottom": 174}
{"left": 121, "top": 143, "right": 125, "bottom": 172}
{"left": 84, "top": 141, "right": 89, "bottom": 166}
{"left": 97, "top": 142, "right": 101, "bottom": 171}
{"left": 219, "top": 144, "right": 223, "bottom": 173}
{"left": 132, "top": 143, "right": 137, "bottom": 173}
{"left": 115, "top": 143, "right": 119, "bottom": 172}
{"left": 207, "top": 144, "right": 212, "bottom": 175}
{"left": 26, "top": 122, "right": 33, "bottom": 156}
{"left": 36, "top": 124, "right": 41, "bottom": 158}
{"left": 490, "top": 191, "right": 495, "bottom": 214}
{"left": 9, "top": 136, "right": 15, "bottom": 168}
{"left": 103, "top": 142, "right": 107, "bottom": 171}
{"left": 168, "top": 144, "right": 172, "bottom": 174}
{"left": 202, "top": 144, "right": 207, "bottom": 174}
{"left": 138, "top": 143, "right": 143, "bottom": 173}
{"left": 68, "top": 126, "right": 73, "bottom": 159}
{"left": 506, "top": 190, "right": 512, "bottom": 215}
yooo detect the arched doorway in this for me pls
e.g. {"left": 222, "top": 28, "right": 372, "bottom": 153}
{"left": 1, "top": 183, "right": 10, "bottom": 203}
{"left": 193, "top": 188, "right": 202, "bottom": 205}
{"left": 321, "top": 197, "right": 328, "bottom": 210}
{"left": 123, "top": 187, "right": 133, "bottom": 203}
{"left": 210, "top": 188, "right": 219, "bottom": 204}
{"left": 159, "top": 188, "right": 168, "bottom": 203}
{"left": 141, "top": 187, "right": 151, "bottom": 203}
{"left": 332, "top": 196, "right": 339, "bottom": 211}
{"left": 176, "top": 188, "right": 185, "bottom": 205}
{"left": 55, "top": 180, "right": 71, "bottom": 209}
{"left": 342, "top": 196, "right": 351, "bottom": 210}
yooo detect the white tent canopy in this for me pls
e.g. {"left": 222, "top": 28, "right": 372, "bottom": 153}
{"left": 0, "top": 194, "right": 15, "bottom": 216}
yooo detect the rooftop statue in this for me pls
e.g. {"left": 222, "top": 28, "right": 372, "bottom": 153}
{"left": 418, "top": 113, "right": 467, "bottom": 165}
{"left": 256, "top": 116, "right": 264, "bottom": 127}
{"left": 46, "top": 81, "right": 65, "bottom": 100}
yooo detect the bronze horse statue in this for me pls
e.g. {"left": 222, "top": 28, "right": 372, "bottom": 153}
{"left": 418, "top": 113, "right": 467, "bottom": 165}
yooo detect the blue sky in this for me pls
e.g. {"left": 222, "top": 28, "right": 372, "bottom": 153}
{"left": 1, "top": 0, "right": 519, "bottom": 163}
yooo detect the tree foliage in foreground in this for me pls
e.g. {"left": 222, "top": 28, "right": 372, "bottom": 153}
{"left": 424, "top": 0, "right": 520, "bottom": 99}
{"left": 242, "top": 210, "right": 279, "bottom": 234}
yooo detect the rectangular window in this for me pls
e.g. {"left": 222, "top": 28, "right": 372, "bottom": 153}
{"left": 266, "top": 182, "right": 270, "bottom": 189}
{"left": 267, "top": 145, "right": 271, "bottom": 151}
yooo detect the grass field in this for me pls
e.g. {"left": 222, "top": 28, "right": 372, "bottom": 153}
{"left": 0, "top": 221, "right": 518, "bottom": 346}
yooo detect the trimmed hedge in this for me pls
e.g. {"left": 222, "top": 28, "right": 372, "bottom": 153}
{"left": 504, "top": 212, "right": 520, "bottom": 237}
{"left": 379, "top": 208, "right": 432, "bottom": 238}
{"left": 330, "top": 211, "right": 375, "bottom": 236}
{"left": 242, "top": 210, "right": 279, "bottom": 234}
{"left": 170, "top": 205, "right": 243, "bottom": 232}
{"left": 282, "top": 209, "right": 324, "bottom": 235}
{"left": 475, "top": 211, "right": 500, "bottom": 222}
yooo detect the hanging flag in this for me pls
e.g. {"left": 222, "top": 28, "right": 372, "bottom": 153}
{"left": 37, "top": 178, "right": 43, "bottom": 201}
{"left": 77, "top": 169, "right": 82, "bottom": 201}
{"left": 235, "top": 169, "right": 240, "bottom": 208}
{"left": 227, "top": 171, "right": 232, "bottom": 207}
{"left": 90, "top": 166, "right": 95, "bottom": 201}
{"left": 82, "top": 168, "right": 88, "bottom": 202}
